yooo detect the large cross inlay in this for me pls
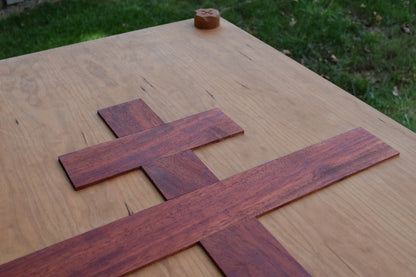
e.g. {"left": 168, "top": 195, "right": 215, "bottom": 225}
{"left": 0, "top": 99, "right": 399, "bottom": 276}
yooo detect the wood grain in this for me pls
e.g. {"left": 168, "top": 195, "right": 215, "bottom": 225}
{"left": 100, "top": 99, "right": 310, "bottom": 275}
{"left": 59, "top": 108, "right": 243, "bottom": 190}
{"left": 0, "top": 128, "right": 398, "bottom": 276}
{"left": 201, "top": 218, "right": 311, "bottom": 277}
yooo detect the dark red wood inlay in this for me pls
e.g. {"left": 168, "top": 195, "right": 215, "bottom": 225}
{"left": 99, "top": 99, "right": 308, "bottom": 275}
{"left": 59, "top": 108, "right": 243, "bottom": 190}
{"left": 201, "top": 218, "right": 311, "bottom": 277}
{"left": 0, "top": 127, "right": 398, "bottom": 276}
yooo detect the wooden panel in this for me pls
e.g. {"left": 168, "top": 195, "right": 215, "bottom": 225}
{"left": 59, "top": 108, "right": 243, "bottom": 190}
{"left": 200, "top": 218, "right": 311, "bottom": 277}
{"left": 100, "top": 99, "right": 309, "bottom": 275}
{"left": 2, "top": 19, "right": 415, "bottom": 277}
{"left": 0, "top": 128, "right": 398, "bottom": 276}
{"left": 98, "top": 99, "right": 164, "bottom": 137}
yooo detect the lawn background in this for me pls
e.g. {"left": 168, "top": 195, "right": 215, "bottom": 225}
{"left": 1, "top": 0, "right": 415, "bottom": 132}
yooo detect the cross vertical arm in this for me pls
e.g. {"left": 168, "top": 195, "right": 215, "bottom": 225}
{"left": 201, "top": 218, "right": 310, "bottom": 277}
{"left": 99, "top": 99, "right": 309, "bottom": 276}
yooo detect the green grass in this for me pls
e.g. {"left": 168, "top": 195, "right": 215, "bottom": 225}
{"left": 1, "top": 0, "right": 415, "bottom": 131}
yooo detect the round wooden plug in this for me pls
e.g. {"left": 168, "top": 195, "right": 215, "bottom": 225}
{"left": 194, "top": 8, "right": 220, "bottom": 29}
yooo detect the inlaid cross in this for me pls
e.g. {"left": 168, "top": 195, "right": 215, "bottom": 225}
{"left": 0, "top": 99, "right": 399, "bottom": 276}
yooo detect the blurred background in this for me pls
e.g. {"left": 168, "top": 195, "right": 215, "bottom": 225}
{"left": 1, "top": 0, "right": 414, "bottom": 132}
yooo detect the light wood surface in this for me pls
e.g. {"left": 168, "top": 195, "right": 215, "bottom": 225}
{"left": 0, "top": 18, "right": 415, "bottom": 276}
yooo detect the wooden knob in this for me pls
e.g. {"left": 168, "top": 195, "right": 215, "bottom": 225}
{"left": 194, "top": 8, "right": 220, "bottom": 29}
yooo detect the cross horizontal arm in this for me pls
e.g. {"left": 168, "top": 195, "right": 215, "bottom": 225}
{"left": 59, "top": 108, "right": 243, "bottom": 190}
{"left": 0, "top": 128, "right": 398, "bottom": 276}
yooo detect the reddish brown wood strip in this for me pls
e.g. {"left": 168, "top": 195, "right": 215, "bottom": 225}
{"left": 201, "top": 218, "right": 311, "bottom": 277}
{"left": 143, "top": 150, "right": 219, "bottom": 200}
{"left": 59, "top": 108, "right": 243, "bottom": 190}
{"left": 99, "top": 99, "right": 310, "bottom": 275}
{"left": 0, "top": 128, "right": 398, "bottom": 276}
{"left": 97, "top": 99, "right": 164, "bottom": 137}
